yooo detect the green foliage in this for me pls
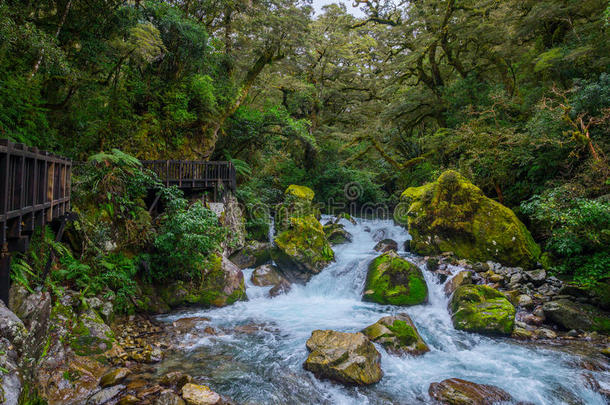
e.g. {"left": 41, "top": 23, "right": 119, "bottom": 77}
{"left": 151, "top": 200, "right": 226, "bottom": 282}
{"left": 522, "top": 186, "right": 610, "bottom": 284}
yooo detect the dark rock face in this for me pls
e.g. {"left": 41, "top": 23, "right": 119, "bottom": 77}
{"left": 250, "top": 264, "right": 284, "bottom": 287}
{"left": 373, "top": 239, "right": 398, "bottom": 253}
{"left": 324, "top": 223, "right": 353, "bottom": 246}
{"left": 229, "top": 242, "right": 271, "bottom": 269}
{"left": 303, "top": 330, "right": 382, "bottom": 385}
{"left": 0, "top": 337, "right": 21, "bottom": 405}
{"left": 428, "top": 378, "right": 512, "bottom": 405}
{"left": 542, "top": 299, "right": 610, "bottom": 333}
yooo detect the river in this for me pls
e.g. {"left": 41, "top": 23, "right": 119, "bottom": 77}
{"left": 156, "top": 217, "right": 609, "bottom": 404}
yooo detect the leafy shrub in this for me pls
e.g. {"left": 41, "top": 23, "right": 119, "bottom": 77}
{"left": 521, "top": 186, "right": 610, "bottom": 285}
{"left": 151, "top": 198, "right": 226, "bottom": 282}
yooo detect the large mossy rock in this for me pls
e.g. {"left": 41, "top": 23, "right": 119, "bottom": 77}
{"left": 324, "top": 223, "right": 353, "bottom": 245}
{"left": 159, "top": 254, "right": 247, "bottom": 308}
{"left": 276, "top": 185, "right": 320, "bottom": 232}
{"left": 542, "top": 299, "right": 610, "bottom": 333}
{"left": 303, "top": 330, "right": 382, "bottom": 386}
{"left": 272, "top": 215, "right": 334, "bottom": 283}
{"left": 395, "top": 170, "right": 540, "bottom": 268}
{"left": 362, "top": 314, "right": 429, "bottom": 356}
{"left": 428, "top": 378, "right": 512, "bottom": 405}
{"left": 363, "top": 251, "right": 428, "bottom": 306}
{"left": 449, "top": 285, "right": 515, "bottom": 335}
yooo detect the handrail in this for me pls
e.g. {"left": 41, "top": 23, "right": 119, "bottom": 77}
{"left": 141, "top": 160, "right": 236, "bottom": 191}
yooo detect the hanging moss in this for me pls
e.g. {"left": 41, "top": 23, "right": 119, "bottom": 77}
{"left": 363, "top": 252, "right": 428, "bottom": 306}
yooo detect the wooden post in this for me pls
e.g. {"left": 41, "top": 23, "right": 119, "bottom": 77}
{"left": 0, "top": 244, "right": 9, "bottom": 306}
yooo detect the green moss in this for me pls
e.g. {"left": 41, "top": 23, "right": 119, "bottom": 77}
{"left": 285, "top": 185, "right": 315, "bottom": 201}
{"left": 274, "top": 215, "right": 334, "bottom": 269}
{"left": 277, "top": 185, "right": 320, "bottom": 231}
{"left": 363, "top": 252, "right": 428, "bottom": 306}
{"left": 450, "top": 285, "right": 516, "bottom": 335}
{"left": 387, "top": 320, "right": 418, "bottom": 346}
{"left": 396, "top": 170, "right": 540, "bottom": 268}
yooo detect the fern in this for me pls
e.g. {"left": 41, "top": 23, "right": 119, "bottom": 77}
{"left": 224, "top": 152, "right": 252, "bottom": 178}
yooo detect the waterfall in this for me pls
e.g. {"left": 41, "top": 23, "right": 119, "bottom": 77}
{"left": 156, "top": 217, "right": 609, "bottom": 405}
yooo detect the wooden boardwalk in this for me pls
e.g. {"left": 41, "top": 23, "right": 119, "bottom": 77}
{"left": 141, "top": 160, "right": 236, "bottom": 191}
{"left": 1, "top": 140, "right": 73, "bottom": 304}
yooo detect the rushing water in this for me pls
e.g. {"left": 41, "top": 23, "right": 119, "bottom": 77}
{"left": 157, "top": 217, "right": 609, "bottom": 404}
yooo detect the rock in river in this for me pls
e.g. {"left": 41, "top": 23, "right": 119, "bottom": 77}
{"left": 181, "top": 383, "right": 221, "bottom": 405}
{"left": 362, "top": 314, "right": 429, "bottom": 356}
{"left": 303, "top": 330, "right": 383, "bottom": 385}
{"left": 542, "top": 299, "right": 610, "bottom": 333}
{"left": 428, "top": 378, "right": 512, "bottom": 405}
{"left": 363, "top": 251, "right": 428, "bottom": 306}
{"left": 449, "top": 285, "right": 515, "bottom": 335}
{"left": 394, "top": 170, "right": 540, "bottom": 268}
{"left": 373, "top": 239, "right": 398, "bottom": 253}
{"left": 250, "top": 264, "right": 284, "bottom": 287}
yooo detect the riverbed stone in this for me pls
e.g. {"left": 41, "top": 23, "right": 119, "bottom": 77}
{"left": 160, "top": 371, "right": 193, "bottom": 389}
{"left": 0, "top": 301, "right": 27, "bottom": 354}
{"left": 272, "top": 215, "right": 334, "bottom": 284}
{"left": 303, "top": 330, "right": 382, "bottom": 385}
{"left": 395, "top": 170, "right": 540, "bottom": 268}
{"left": 250, "top": 264, "right": 284, "bottom": 286}
{"left": 269, "top": 279, "right": 292, "bottom": 297}
{"left": 542, "top": 299, "right": 610, "bottom": 333}
{"left": 86, "top": 384, "right": 125, "bottom": 405}
{"left": 229, "top": 241, "right": 271, "bottom": 269}
{"left": 155, "top": 391, "right": 186, "bottom": 405}
{"left": 181, "top": 383, "right": 221, "bottom": 405}
{"left": 374, "top": 239, "right": 398, "bottom": 253}
{"left": 428, "top": 378, "right": 512, "bottom": 405}
{"left": 449, "top": 285, "right": 515, "bottom": 335}
{"left": 444, "top": 271, "right": 472, "bottom": 297}
{"left": 363, "top": 251, "right": 428, "bottom": 306}
{"left": 362, "top": 314, "right": 429, "bottom": 356}
{"left": 100, "top": 367, "right": 131, "bottom": 387}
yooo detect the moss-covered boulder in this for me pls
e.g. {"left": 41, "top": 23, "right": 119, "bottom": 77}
{"left": 229, "top": 241, "right": 271, "bottom": 269}
{"left": 395, "top": 170, "right": 540, "bottom": 268}
{"left": 276, "top": 185, "right": 320, "bottom": 232}
{"left": 303, "top": 330, "right": 382, "bottom": 385}
{"left": 428, "top": 378, "right": 513, "bottom": 405}
{"left": 324, "top": 223, "right": 353, "bottom": 245}
{"left": 159, "top": 254, "right": 247, "bottom": 308}
{"left": 449, "top": 285, "right": 515, "bottom": 335}
{"left": 444, "top": 271, "right": 473, "bottom": 297}
{"left": 363, "top": 251, "right": 428, "bottom": 306}
{"left": 362, "top": 314, "right": 429, "bottom": 356}
{"left": 272, "top": 215, "right": 334, "bottom": 283}
{"left": 542, "top": 299, "right": 610, "bottom": 333}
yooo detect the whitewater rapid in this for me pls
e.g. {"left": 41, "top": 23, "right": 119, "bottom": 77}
{"left": 157, "top": 217, "right": 609, "bottom": 404}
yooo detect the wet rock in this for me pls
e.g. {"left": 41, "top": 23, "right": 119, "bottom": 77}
{"left": 229, "top": 241, "right": 271, "bottom": 269}
{"left": 426, "top": 257, "right": 440, "bottom": 271}
{"left": 444, "top": 271, "right": 472, "bottom": 297}
{"left": 118, "top": 395, "right": 140, "bottom": 405}
{"left": 220, "top": 192, "right": 247, "bottom": 257}
{"left": 374, "top": 239, "right": 398, "bottom": 253}
{"left": 535, "top": 328, "right": 557, "bottom": 339}
{"left": 303, "top": 330, "right": 382, "bottom": 385}
{"left": 449, "top": 285, "right": 515, "bottom": 336}
{"left": 517, "top": 294, "right": 533, "bottom": 308}
{"left": 181, "top": 383, "right": 221, "bottom": 405}
{"left": 272, "top": 215, "right": 334, "bottom": 284}
{"left": 100, "top": 367, "right": 131, "bottom": 387}
{"left": 86, "top": 384, "right": 125, "bottom": 405}
{"left": 363, "top": 251, "right": 428, "bottom": 306}
{"left": 362, "top": 314, "right": 429, "bottom": 356}
{"left": 512, "top": 327, "right": 534, "bottom": 340}
{"left": 395, "top": 170, "right": 540, "bottom": 268}
{"left": 523, "top": 314, "right": 544, "bottom": 326}
{"left": 524, "top": 269, "right": 546, "bottom": 286}
{"left": 324, "top": 223, "right": 353, "bottom": 245}
{"left": 251, "top": 264, "right": 284, "bottom": 287}
{"left": 160, "top": 371, "right": 194, "bottom": 389}
{"left": 601, "top": 347, "right": 610, "bottom": 357}
{"left": 269, "top": 279, "right": 292, "bottom": 297}
{"left": 8, "top": 286, "right": 51, "bottom": 357}
{"left": 542, "top": 299, "right": 610, "bottom": 333}
{"left": 428, "top": 378, "right": 512, "bottom": 405}
{"left": 155, "top": 390, "right": 186, "bottom": 405}
{"left": 403, "top": 240, "right": 411, "bottom": 252}
{"left": 172, "top": 317, "right": 211, "bottom": 334}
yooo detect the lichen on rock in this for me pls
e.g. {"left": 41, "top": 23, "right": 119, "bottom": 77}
{"left": 394, "top": 170, "right": 540, "bottom": 268}
{"left": 449, "top": 284, "right": 515, "bottom": 336}
{"left": 363, "top": 251, "right": 428, "bottom": 306}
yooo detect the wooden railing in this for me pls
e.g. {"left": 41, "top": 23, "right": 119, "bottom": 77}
{"left": 1, "top": 139, "right": 72, "bottom": 304}
{"left": 141, "top": 160, "right": 236, "bottom": 191}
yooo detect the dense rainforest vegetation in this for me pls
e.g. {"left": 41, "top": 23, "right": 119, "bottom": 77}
{"left": 2, "top": 0, "right": 609, "bottom": 295}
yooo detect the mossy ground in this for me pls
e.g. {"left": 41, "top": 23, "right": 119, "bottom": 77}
{"left": 363, "top": 253, "right": 427, "bottom": 306}
{"left": 395, "top": 170, "right": 540, "bottom": 268}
